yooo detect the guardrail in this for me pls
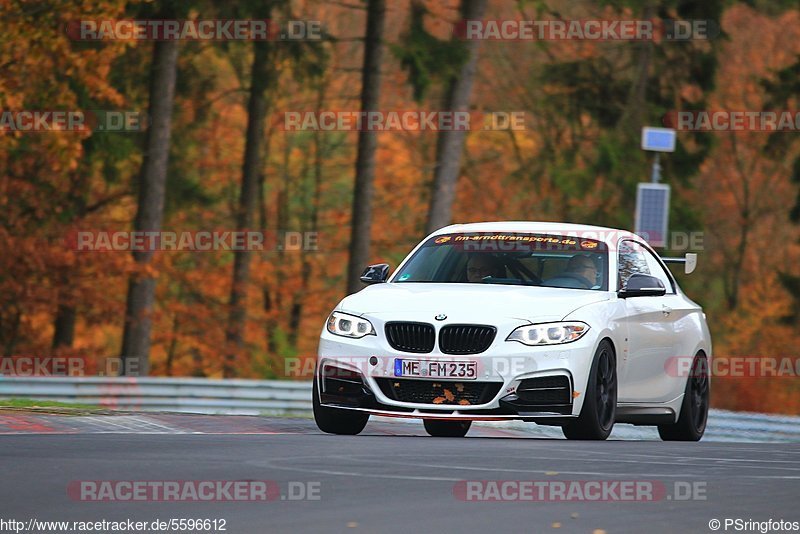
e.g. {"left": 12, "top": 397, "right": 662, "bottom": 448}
{"left": 1, "top": 376, "right": 799, "bottom": 441}
{"left": 0, "top": 376, "right": 312, "bottom": 416}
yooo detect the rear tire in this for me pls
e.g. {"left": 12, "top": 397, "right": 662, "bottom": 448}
{"left": 423, "top": 419, "right": 471, "bottom": 437}
{"left": 562, "top": 340, "right": 617, "bottom": 440}
{"left": 658, "top": 353, "right": 709, "bottom": 442}
{"left": 313, "top": 374, "right": 369, "bottom": 435}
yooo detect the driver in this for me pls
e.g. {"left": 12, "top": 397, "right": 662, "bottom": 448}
{"left": 466, "top": 254, "right": 505, "bottom": 283}
{"left": 563, "top": 254, "right": 598, "bottom": 287}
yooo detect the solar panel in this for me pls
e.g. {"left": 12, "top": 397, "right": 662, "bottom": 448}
{"left": 635, "top": 184, "right": 671, "bottom": 247}
{"left": 641, "top": 127, "right": 676, "bottom": 152}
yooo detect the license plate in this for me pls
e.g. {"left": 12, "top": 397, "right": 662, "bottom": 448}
{"left": 394, "top": 359, "right": 477, "bottom": 380}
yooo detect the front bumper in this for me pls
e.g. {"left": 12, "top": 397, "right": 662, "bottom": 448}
{"left": 317, "top": 325, "right": 600, "bottom": 423}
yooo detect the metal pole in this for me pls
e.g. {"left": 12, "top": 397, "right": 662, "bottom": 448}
{"left": 651, "top": 152, "right": 661, "bottom": 183}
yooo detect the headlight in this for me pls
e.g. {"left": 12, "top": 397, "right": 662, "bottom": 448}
{"left": 506, "top": 322, "right": 589, "bottom": 346}
{"left": 326, "top": 311, "right": 376, "bottom": 339}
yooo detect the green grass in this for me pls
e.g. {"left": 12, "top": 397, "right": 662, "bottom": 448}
{"left": 0, "top": 398, "right": 94, "bottom": 409}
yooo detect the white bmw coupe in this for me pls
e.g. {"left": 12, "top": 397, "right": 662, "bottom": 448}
{"left": 314, "top": 222, "right": 711, "bottom": 440}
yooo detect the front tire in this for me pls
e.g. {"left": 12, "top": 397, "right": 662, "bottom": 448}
{"left": 658, "top": 353, "right": 709, "bottom": 441}
{"left": 562, "top": 339, "right": 617, "bottom": 440}
{"left": 423, "top": 419, "right": 471, "bottom": 437}
{"left": 313, "top": 374, "right": 369, "bottom": 435}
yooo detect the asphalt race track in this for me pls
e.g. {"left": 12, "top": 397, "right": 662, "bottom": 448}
{"left": 1, "top": 412, "right": 798, "bottom": 534}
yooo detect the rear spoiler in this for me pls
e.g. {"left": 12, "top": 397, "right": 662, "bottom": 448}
{"left": 661, "top": 253, "right": 698, "bottom": 274}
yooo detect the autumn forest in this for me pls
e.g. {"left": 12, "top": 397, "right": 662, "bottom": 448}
{"left": 2, "top": 0, "right": 800, "bottom": 414}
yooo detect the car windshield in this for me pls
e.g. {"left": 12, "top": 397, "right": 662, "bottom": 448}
{"left": 392, "top": 233, "right": 609, "bottom": 290}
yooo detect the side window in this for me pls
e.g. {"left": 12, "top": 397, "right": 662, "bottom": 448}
{"left": 642, "top": 248, "right": 675, "bottom": 294}
{"left": 618, "top": 240, "right": 649, "bottom": 289}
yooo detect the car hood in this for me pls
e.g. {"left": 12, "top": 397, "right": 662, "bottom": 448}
{"left": 338, "top": 283, "right": 612, "bottom": 323}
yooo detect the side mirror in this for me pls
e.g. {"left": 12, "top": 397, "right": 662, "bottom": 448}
{"left": 360, "top": 263, "right": 389, "bottom": 285}
{"left": 619, "top": 273, "right": 667, "bottom": 298}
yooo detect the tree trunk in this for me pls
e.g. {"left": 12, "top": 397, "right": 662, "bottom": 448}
{"left": 287, "top": 85, "right": 326, "bottom": 347}
{"left": 53, "top": 267, "right": 77, "bottom": 350}
{"left": 617, "top": 3, "right": 655, "bottom": 135}
{"left": 424, "top": 0, "right": 488, "bottom": 235}
{"left": 345, "top": 0, "right": 386, "bottom": 294}
{"left": 52, "top": 302, "right": 76, "bottom": 349}
{"left": 260, "top": 172, "right": 278, "bottom": 355}
{"left": 223, "top": 40, "right": 272, "bottom": 378}
{"left": 119, "top": 39, "right": 179, "bottom": 376}
{"left": 164, "top": 313, "right": 179, "bottom": 376}
{"left": 52, "top": 138, "right": 94, "bottom": 351}
{"left": 2, "top": 307, "right": 22, "bottom": 357}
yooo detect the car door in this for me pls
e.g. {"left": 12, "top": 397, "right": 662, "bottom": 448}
{"left": 616, "top": 239, "right": 677, "bottom": 403}
{"left": 640, "top": 247, "right": 699, "bottom": 402}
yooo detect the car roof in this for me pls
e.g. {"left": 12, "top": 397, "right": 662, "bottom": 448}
{"left": 431, "top": 221, "right": 640, "bottom": 246}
